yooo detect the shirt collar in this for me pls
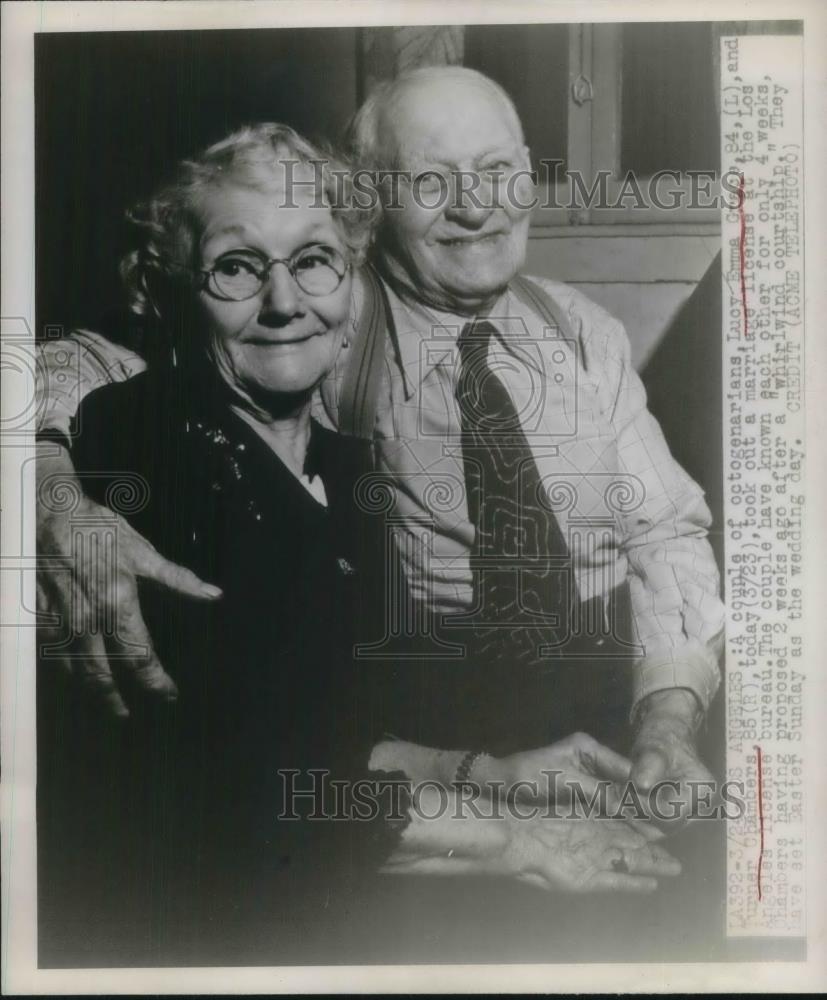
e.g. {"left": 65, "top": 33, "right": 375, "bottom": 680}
{"left": 385, "top": 282, "right": 548, "bottom": 399}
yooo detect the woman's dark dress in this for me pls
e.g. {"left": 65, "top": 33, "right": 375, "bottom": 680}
{"left": 37, "top": 363, "right": 722, "bottom": 968}
{"left": 37, "top": 367, "right": 400, "bottom": 966}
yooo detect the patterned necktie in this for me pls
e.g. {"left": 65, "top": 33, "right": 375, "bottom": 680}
{"left": 455, "top": 320, "right": 579, "bottom": 663}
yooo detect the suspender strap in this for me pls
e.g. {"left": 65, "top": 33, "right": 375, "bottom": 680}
{"left": 510, "top": 274, "right": 577, "bottom": 347}
{"left": 338, "top": 263, "right": 394, "bottom": 440}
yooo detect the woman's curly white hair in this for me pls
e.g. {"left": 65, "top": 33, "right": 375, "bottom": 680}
{"left": 119, "top": 122, "right": 378, "bottom": 317}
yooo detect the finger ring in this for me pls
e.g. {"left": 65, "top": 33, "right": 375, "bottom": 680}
{"left": 611, "top": 855, "right": 629, "bottom": 874}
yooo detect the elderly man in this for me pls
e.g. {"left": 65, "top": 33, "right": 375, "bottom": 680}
{"left": 37, "top": 67, "right": 724, "bottom": 808}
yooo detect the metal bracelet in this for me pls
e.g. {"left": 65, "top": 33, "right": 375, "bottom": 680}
{"left": 454, "top": 749, "right": 487, "bottom": 785}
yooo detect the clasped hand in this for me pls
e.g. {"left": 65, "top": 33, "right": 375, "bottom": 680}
{"left": 493, "top": 701, "right": 714, "bottom": 828}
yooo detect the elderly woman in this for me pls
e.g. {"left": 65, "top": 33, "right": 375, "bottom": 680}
{"left": 41, "top": 123, "right": 392, "bottom": 964}
{"left": 37, "top": 124, "right": 680, "bottom": 967}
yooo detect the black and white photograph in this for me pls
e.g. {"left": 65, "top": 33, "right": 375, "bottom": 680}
{"left": 1, "top": 0, "right": 824, "bottom": 993}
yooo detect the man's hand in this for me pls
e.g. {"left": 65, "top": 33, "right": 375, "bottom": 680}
{"left": 630, "top": 689, "right": 715, "bottom": 826}
{"left": 36, "top": 442, "right": 222, "bottom": 718}
{"left": 492, "top": 732, "right": 632, "bottom": 812}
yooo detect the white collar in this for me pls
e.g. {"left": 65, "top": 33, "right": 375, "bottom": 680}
{"left": 384, "top": 284, "right": 548, "bottom": 399}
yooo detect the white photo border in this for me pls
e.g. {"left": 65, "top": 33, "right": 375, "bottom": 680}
{"left": 2, "top": 0, "right": 826, "bottom": 993}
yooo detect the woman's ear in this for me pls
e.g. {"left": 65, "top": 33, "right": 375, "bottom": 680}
{"left": 141, "top": 266, "right": 199, "bottom": 365}
{"left": 142, "top": 267, "right": 173, "bottom": 322}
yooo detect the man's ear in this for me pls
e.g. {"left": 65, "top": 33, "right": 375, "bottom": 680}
{"left": 520, "top": 144, "right": 533, "bottom": 173}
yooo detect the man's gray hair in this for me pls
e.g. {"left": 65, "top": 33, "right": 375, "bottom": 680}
{"left": 347, "top": 66, "right": 524, "bottom": 169}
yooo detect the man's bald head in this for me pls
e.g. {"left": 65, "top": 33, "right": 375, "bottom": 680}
{"left": 349, "top": 66, "right": 524, "bottom": 170}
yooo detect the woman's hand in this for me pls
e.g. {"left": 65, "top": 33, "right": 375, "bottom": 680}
{"left": 370, "top": 733, "right": 636, "bottom": 817}
{"left": 381, "top": 785, "right": 680, "bottom": 894}
{"left": 494, "top": 814, "right": 680, "bottom": 894}
{"left": 483, "top": 732, "right": 633, "bottom": 811}
{"left": 371, "top": 734, "right": 629, "bottom": 796}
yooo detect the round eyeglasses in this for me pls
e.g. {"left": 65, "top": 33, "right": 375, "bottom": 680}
{"left": 198, "top": 244, "right": 349, "bottom": 301}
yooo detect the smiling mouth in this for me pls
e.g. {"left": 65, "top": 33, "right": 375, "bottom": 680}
{"left": 438, "top": 232, "right": 505, "bottom": 247}
{"left": 246, "top": 332, "right": 322, "bottom": 347}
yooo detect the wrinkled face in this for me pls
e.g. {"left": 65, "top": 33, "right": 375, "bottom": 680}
{"left": 378, "top": 77, "right": 534, "bottom": 314}
{"left": 190, "top": 168, "right": 351, "bottom": 406}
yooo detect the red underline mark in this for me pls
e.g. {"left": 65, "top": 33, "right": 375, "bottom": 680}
{"left": 738, "top": 173, "right": 749, "bottom": 338}
{"left": 754, "top": 744, "right": 765, "bottom": 901}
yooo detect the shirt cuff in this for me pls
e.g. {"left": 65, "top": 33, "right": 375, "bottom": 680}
{"left": 631, "top": 636, "right": 723, "bottom": 721}
{"left": 36, "top": 427, "right": 73, "bottom": 452}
